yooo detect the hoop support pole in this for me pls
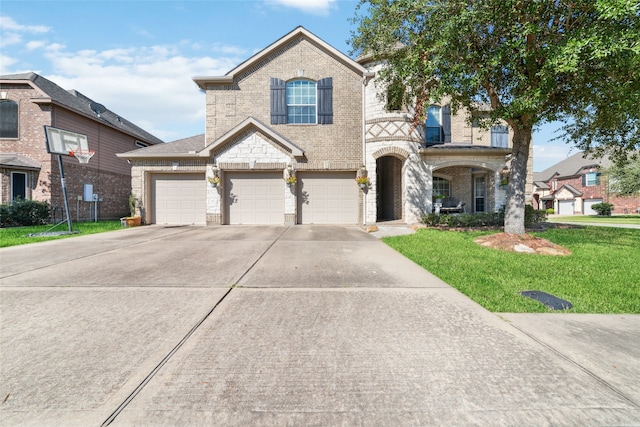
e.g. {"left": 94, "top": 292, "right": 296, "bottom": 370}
{"left": 57, "top": 154, "right": 73, "bottom": 233}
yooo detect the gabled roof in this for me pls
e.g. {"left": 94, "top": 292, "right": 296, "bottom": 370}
{"left": 556, "top": 183, "right": 583, "bottom": 197}
{"left": 0, "top": 72, "right": 164, "bottom": 145}
{"left": 200, "top": 117, "right": 304, "bottom": 157}
{"left": 193, "top": 26, "right": 372, "bottom": 90}
{"left": 535, "top": 151, "right": 611, "bottom": 182}
{"left": 0, "top": 153, "right": 41, "bottom": 170}
{"left": 118, "top": 118, "right": 304, "bottom": 159}
{"left": 533, "top": 181, "right": 550, "bottom": 190}
{"left": 117, "top": 134, "right": 205, "bottom": 158}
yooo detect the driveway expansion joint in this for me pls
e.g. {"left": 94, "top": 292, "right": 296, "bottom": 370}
{"left": 100, "top": 286, "right": 234, "bottom": 426}
{"left": 506, "top": 320, "right": 640, "bottom": 408}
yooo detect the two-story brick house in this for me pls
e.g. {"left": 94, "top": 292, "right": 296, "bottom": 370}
{"left": 119, "top": 27, "right": 525, "bottom": 226}
{"left": 533, "top": 152, "right": 640, "bottom": 215}
{"left": 0, "top": 72, "right": 163, "bottom": 220}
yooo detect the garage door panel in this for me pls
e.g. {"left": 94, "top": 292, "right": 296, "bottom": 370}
{"left": 558, "top": 200, "right": 574, "bottom": 216}
{"left": 152, "top": 174, "right": 206, "bottom": 225}
{"left": 298, "top": 172, "right": 358, "bottom": 224}
{"left": 584, "top": 199, "right": 603, "bottom": 216}
{"left": 226, "top": 172, "right": 283, "bottom": 225}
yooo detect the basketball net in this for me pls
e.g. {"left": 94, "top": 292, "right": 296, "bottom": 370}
{"left": 70, "top": 150, "right": 95, "bottom": 164}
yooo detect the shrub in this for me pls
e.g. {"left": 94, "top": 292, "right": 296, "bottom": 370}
{"left": 525, "top": 204, "right": 548, "bottom": 227}
{"left": 0, "top": 199, "right": 51, "bottom": 227}
{"left": 421, "top": 205, "right": 546, "bottom": 229}
{"left": 590, "top": 202, "right": 614, "bottom": 216}
{"left": 546, "top": 208, "right": 554, "bottom": 214}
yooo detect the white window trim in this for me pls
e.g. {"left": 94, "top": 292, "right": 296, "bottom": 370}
{"left": 11, "top": 171, "right": 28, "bottom": 201}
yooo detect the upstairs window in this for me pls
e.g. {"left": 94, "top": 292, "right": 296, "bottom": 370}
{"left": 287, "top": 80, "right": 316, "bottom": 124}
{"left": 426, "top": 105, "right": 442, "bottom": 144}
{"left": 0, "top": 99, "right": 19, "bottom": 138}
{"left": 270, "top": 77, "right": 333, "bottom": 125}
{"left": 584, "top": 172, "right": 601, "bottom": 186}
{"left": 491, "top": 125, "right": 509, "bottom": 148}
{"left": 425, "top": 105, "right": 451, "bottom": 144}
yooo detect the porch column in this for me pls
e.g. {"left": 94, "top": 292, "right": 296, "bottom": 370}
{"left": 206, "top": 165, "right": 222, "bottom": 225}
{"left": 494, "top": 169, "right": 506, "bottom": 212}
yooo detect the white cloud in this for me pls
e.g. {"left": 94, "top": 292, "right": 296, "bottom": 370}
{"left": 0, "top": 16, "right": 50, "bottom": 33}
{"left": 533, "top": 143, "right": 577, "bottom": 172}
{"left": 266, "top": 0, "right": 336, "bottom": 15}
{"left": 26, "top": 40, "right": 47, "bottom": 50}
{"left": 0, "top": 54, "right": 17, "bottom": 74}
{"left": 42, "top": 43, "right": 241, "bottom": 141}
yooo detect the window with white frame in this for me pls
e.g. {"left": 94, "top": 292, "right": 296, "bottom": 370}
{"left": 11, "top": 171, "right": 27, "bottom": 200}
{"left": 584, "top": 172, "right": 600, "bottom": 186}
{"left": 491, "top": 125, "right": 509, "bottom": 148}
{"left": 426, "top": 105, "right": 442, "bottom": 144}
{"left": 286, "top": 80, "right": 317, "bottom": 124}
{"left": 432, "top": 176, "right": 451, "bottom": 199}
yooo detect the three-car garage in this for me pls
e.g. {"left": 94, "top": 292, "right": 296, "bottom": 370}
{"left": 149, "top": 171, "right": 359, "bottom": 226}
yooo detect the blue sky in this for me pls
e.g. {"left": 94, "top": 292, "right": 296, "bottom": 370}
{"left": 1, "top": 0, "right": 576, "bottom": 171}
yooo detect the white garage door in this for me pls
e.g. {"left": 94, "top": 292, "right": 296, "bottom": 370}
{"left": 226, "top": 172, "right": 283, "bottom": 224}
{"left": 558, "top": 200, "right": 574, "bottom": 216}
{"left": 298, "top": 172, "right": 358, "bottom": 224}
{"left": 584, "top": 199, "right": 603, "bottom": 216}
{"left": 152, "top": 174, "right": 206, "bottom": 225}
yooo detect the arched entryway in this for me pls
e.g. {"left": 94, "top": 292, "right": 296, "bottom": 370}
{"left": 376, "top": 156, "right": 403, "bottom": 221}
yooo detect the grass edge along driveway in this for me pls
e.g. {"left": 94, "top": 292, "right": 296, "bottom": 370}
{"left": 383, "top": 227, "right": 640, "bottom": 314}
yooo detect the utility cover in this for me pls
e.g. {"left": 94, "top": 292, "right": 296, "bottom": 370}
{"left": 519, "top": 291, "right": 573, "bottom": 310}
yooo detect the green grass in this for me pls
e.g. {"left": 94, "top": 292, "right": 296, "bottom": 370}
{"left": 548, "top": 214, "right": 640, "bottom": 225}
{"left": 383, "top": 227, "right": 640, "bottom": 313}
{"left": 0, "top": 221, "right": 123, "bottom": 248}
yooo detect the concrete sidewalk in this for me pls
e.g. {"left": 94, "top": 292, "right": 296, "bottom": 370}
{"left": 1, "top": 225, "right": 638, "bottom": 426}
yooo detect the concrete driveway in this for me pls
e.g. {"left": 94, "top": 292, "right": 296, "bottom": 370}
{"left": 1, "top": 225, "right": 638, "bottom": 426}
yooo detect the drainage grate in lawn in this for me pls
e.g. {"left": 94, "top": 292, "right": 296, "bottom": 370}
{"left": 519, "top": 290, "right": 573, "bottom": 310}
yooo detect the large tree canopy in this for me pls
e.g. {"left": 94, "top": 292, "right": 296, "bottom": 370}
{"left": 350, "top": 0, "right": 640, "bottom": 234}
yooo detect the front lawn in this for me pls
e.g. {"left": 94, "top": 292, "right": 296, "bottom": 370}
{"left": 548, "top": 214, "right": 640, "bottom": 225}
{"left": 0, "top": 221, "right": 123, "bottom": 248}
{"left": 383, "top": 227, "right": 640, "bottom": 313}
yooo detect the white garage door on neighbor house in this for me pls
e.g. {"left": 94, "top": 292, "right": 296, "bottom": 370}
{"left": 225, "top": 172, "right": 284, "bottom": 224}
{"left": 151, "top": 174, "right": 207, "bottom": 225}
{"left": 583, "top": 199, "right": 604, "bottom": 216}
{"left": 558, "top": 200, "right": 575, "bottom": 216}
{"left": 297, "top": 172, "right": 358, "bottom": 224}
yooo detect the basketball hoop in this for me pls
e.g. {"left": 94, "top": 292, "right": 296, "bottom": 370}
{"left": 70, "top": 149, "right": 95, "bottom": 164}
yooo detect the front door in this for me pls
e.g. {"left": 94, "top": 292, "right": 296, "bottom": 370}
{"left": 376, "top": 156, "right": 402, "bottom": 221}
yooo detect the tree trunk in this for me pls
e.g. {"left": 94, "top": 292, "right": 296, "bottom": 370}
{"left": 504, "top": 125, "right": 532, "bottom": 235}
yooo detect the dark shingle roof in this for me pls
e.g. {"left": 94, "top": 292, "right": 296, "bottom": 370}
{"left": 118, "top": 134, "right": 205, "bottom": 157}
{"left": 0, "top": 153, "right": 41, "bottom": 170}
{"left": 534, "top": 151, "right": 611, "bottom": 182}
{"left": 0, "top": 72, "right": 164, "bottom": 145}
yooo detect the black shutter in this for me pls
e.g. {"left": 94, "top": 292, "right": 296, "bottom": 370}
{"left": 582, "top": 174, "right": 586, "bottom": 186}
{"left": 270, "top": 78, "right": 286, "bottom": 124}
{"left": 442, "top": 104, "right": 451, "bottom": 143}
{"left": 317, "top": 77, "right": 333, "bottom": 124}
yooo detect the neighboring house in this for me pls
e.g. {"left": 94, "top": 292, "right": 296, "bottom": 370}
{"left": 0, "top": 72, "right": 163, "bottom": 221}
{"left": 118, "top": 27, "right": 528, "bottom": 226}
{"left": 533, "top": 151, "right": 640, "bottom": 215}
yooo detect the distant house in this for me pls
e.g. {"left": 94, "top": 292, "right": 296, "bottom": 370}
{"left": 118, "top": 27, "right": 529, "bottom": 226}
{"left": 533, "top": 151, "right": 640, "bottom": 215}
{"left": 0, "top": 72, "right": 163, "bottom": 221}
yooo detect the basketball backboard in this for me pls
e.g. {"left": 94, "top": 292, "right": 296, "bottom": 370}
{"left": 44, "top": 126, "right": 89, "bottom": 156}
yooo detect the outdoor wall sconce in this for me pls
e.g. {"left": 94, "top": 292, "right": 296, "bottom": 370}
{"left": 208, "top": 164, "right": 221, "bottom": 187}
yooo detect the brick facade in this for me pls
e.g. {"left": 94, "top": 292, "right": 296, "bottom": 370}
{"left": 1, "top": 74, "right": 162, "bottom": 222}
